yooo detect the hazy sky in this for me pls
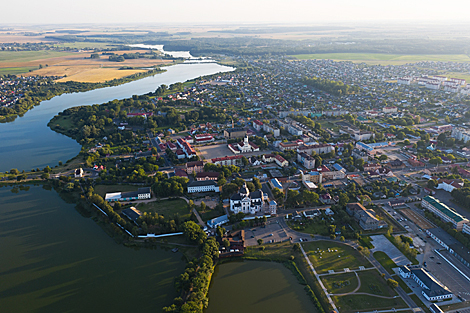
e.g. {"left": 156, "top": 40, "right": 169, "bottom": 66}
{"left": 3, "top": 0, "right": 470, "bottom": 24}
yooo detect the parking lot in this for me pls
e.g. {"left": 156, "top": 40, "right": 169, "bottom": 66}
{"left": 370, "top": 235, "right": 410, "bottom": 266}
{"left": 196, "top": 143, "right": 266, "bottom": 161}
{"left": 244, "top": 220, "right": 290, "bottom": 246}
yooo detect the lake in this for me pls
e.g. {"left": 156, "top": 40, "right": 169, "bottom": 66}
{"left": 0, "top": 184, "right": 186, "bottom": 313}
{"left": 205, "top": 261, "right": 315, "bottom": 313}
{"left": 0, "top": 62, "right": 233, "bottom": 172}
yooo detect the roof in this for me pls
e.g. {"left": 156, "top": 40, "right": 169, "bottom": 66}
{"left": 188, "top": 181, "right": 217, "bottom": 187}
{"left": 196, "top": 172, "right": 219, "bottom": 178}
{"left": 186, "top": 160, "right": 204, "bottom": 167}
{"left": 105, "top": 192, "right": 121, "bottom": 201}
{"left": 122, "top": 207, "right": 142, "bottom": 221}
{"left": 332, "top": 163, "right": 345, "bottom": 171}
{"left": 408, "top": 267, "right": 452, "bottom": 298}
{"left": 423, "top": 196, "right": 468, "bottom": 224}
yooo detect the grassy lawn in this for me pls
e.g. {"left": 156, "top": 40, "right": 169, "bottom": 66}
{"left": 392, "top": 274, "right": 412, "bottom": 293}
{"left": 410, "top": 294, "right": 432, "bottom": 313}
{"left": 136, "top": 199, "right": 190, "bottom": 219}
{"left": 321, "top": 272, "right": 358, "bottom": 294}
{"left": 303, "top": 241, "right": 371, "bottom": 273}
{"left": 289, "top": 53, "right": 470, "bottom": 65}
{"left": 94, "top": 184, "right": 141, "bottom": 198}
{"left": 357, "top": 270, "right": 397, "bottom": 297}
{"left": 373, "top": 251, "right": 398, "bottom": 275}
{"left": 200, "top": 208, "right": 225, "bottom": 222}
{"left": 334, "top": 294, "right": 408, "bottom": 313}
{"left": 0, "top": 66, "right": 37, "bottom": 75}
{"left": 245, "top": 241, "right": 294, "bottom": 261}
{"left": 288, "top": 220, "right": 330, "bottom": 236}
{"left": 0, "top": 50, "right": 76, "bottom": 63}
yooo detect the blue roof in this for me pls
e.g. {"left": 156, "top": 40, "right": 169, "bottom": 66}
{"left": 207, "top": 214, "right": 229, "bottom": 228}
{"left": 333, "top": 163, "right": 345, "bottom": 171}
{"left": 357, "top": 142, "right": 374, "bottom": 151}
{"left": 270, "top": 178, "right": 283, "bottom": 189}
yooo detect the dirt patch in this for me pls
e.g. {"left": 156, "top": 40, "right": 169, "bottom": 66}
{"left": 399, "top": 208, "right": 434, "bottom": 229}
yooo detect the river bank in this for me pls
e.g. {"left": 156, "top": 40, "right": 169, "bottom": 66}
{"left": 0, "top": 67, "right": 166, "bottom": 123}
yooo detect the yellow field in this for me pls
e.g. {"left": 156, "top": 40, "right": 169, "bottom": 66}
{"left": 0, "top": 49, "right": 172, "bottom": 82}
{"left": 56, "top": 68, "right": 147, "bottom": 83}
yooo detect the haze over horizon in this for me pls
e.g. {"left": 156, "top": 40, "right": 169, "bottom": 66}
{"left": 3, "top": 0, "right": 470, "bottom": 25}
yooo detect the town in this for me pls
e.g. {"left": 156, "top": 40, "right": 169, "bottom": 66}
{"left": 3, "top": 52, "right": 470, "bottom": 313}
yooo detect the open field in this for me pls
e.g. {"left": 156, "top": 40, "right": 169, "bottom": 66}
{"left": 357, "top": 270, "right": 397, "bottom": 297}
{"left": 290, "top": 53, "right": 470, "bottom": 65}
{"left": 303, "top": 241, "right": 371, "bottom": 273}
{"left": 321, "top": 272, "right": 358, "bottom": 294}
{"left": 136, "top": 199, "right": 191, "bottom": 219}
{"left": 333, "top": 294, "right": 408, "bottom": 313}
{"left": 373, "top": 251, "right": 399, "bottom": 275}
{"left": 409, "top": 295, "right": 432, "bottom": 313}
{"left": 399, "top": 208, "right": 434, "bottom": 229}
{"left": 245, "top": 241, "right": 294, "bottom": 261}
{"left": 0, "top": 49, "right": 172, "bottom": 82}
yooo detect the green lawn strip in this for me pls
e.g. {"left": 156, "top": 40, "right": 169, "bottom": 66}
{"left": 0, "top": 67, "right": 37, "bottom": 75}
{"left": 320, "top": 272, "right": 358, "bottom": 294}
{"left": 303, "top": 241, "right": 371, "bottom": 273}
{"left": 287, "top": 220, "right": 330, "bottom": 236}
{"left": 357, "top": 269, "right": 398, "bottom": 297}
{"left": 409, "top": 294, "right": 432, "bottom": 313}
{"left": 199, "top": 208, "right": 224, "bottom": 222}
{"left": 136, "top": 199, "right": 190, "bottom": 219}
{"left": 0, "top": 50, "right": 76, "bottom": 63}
{"left": 359, "top": 235, "right": 374, "bottom": 249}
{"left": 94, "top": 184, "right": 141, "bottom": 197}
{"left": 244, "top": 241, "right": 294, "bottom": 261}
{"left": 333, "top": 294, "right": 408, "bottom": 313}
{"left": 373, "top": 251, "right": 398, "bottom": 275}
{"left": 392, "top": 274, "right": 412, "bottom": 293}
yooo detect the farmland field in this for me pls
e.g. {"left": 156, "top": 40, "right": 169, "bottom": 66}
{"left": 290, "top": 53, "right": 470, "bottom": 65}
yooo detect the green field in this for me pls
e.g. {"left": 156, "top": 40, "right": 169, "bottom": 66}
{"left": 245, "top": 241, "right": 294, "bottom": 261}
{"left": 136, "top": 199, "right": 190, "bottom": 219}
{"left": 321, "top": 272, "right": 358, "bottom": 294}
{"left": 0, "top": 66, "right": 37, "bottom": 75}
{"left": 0, "top": 50, "right": 76, "bottom": 63}
{"left": 333, "top": 294, "right": 408, "bottom": 313}
{"left": 410, "top": 294, "right": 432, "bottom": 313}
{"left": 303, "top": 241, "right": 371, "bottom": 273}
{"left": 373, "top": 251, "right": 398, "bottom": 275}
{"left": 290, "top": 53, "right": 470, "bottom": 65}
{"left": 357, "top": 270, "right": 397, "bottom": 297}
{"left": 53, "top": 42, "right": 118, "bottom": 49}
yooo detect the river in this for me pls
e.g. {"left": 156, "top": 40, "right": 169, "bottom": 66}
{"left": 0, "top": 184, "right": 186, "bottom": 313}
{"left": 0, "top": 62, "right": 233, "bottom": 172}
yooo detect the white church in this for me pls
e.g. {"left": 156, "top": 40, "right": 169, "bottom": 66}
{"left": 228, "top": 136, "right": 260, "bottom": 154}
{"left": 230, "top": 183, "right": 265, "bottom": 214}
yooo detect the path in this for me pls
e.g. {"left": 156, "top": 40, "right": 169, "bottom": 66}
{"left": 192, "top": 208, "right": 206, "bottom": 228}
{"left": 299, "top": 243, "right": 338, "bottom": 312}
{"left": 328, "top": 272, "right": 361, "bottom": 296}
{"left": 119, "top": 196, "right": 190, "bottom": 205}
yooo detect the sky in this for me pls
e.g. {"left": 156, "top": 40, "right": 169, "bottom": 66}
{"left": 3, "top": 0, "right": 470, "bottom": 25}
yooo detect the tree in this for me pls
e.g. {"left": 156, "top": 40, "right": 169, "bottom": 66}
{"left": 338, "top": 193, "right": 349, "bottom": 207}
{"left": 293, "top": 243, "right": 300, "bottom": 252}
{"left": 41, "top": 172, "right": 49, "bottom": 179}
{"left": 43, "top": 166, "right": 52, "bottom": 173}
{"left": 429, "top": 157, "right": 443, "bottom": 166}
{"left": 303, "top": 190, "right": 319, "bottom": 204}
{"left": 241, "top": 156, "right": 249, "bottom": 166}
{"left": 378, "top": 155, "right": 388, "bottom": 162}
{"left": 223, "top": 239, "right": 230, "bottom": 249}
{"left": 10, "top": 168, "right": 19, "bottom": 175}
{"left": 182, "top": 221, "right": 207, "bottom": 245}
{"left": 253, "top": 177, "right": 262, "bottom": 190}
{"left": 387, "top": 279, "right": 399, "bottom": 289}
{"left": 257, "top": 239, "right": 263, "bottom": 245}
{"left": 427, "top": 179, "right": 437, "bottom": 189}
{"left": 216, "top": 226, "right": 226, "bottom": 238}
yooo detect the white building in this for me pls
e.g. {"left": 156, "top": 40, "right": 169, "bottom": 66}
{"left": 383, "top": 106, "right": 398, "bottom": 113}
{"left": 452, "top": 127, "right": 470, "bottom": 143}
{"left": 230, "top": 183, "right": 265, "bottom": 214}
{"left": 263, "top": 123, "right": 280, "bottom": 137}
{"left": 399, "top": 266, "right": 452, "bottom": 302}
{"left": 397, "top": 77, "right": 412, "bottom": 85}
{"left": 187, "top": 181, "right": 219, "bottom": 193}
{"left": 421, "top": 196, "right": 469, "bottom": 230}
{"left": 228, "top": 136, "right": 260, "bottom": 154}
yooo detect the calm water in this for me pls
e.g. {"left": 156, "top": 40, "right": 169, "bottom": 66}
{"left": 205, "top": 261, "right": 314, "bottom": 313}
{"left": 0, "top": 62, "right": 233, "bottom": 172}
{"left": 0, "top": 185, "right": 185, "bottom": 313}
{"left": 128, "top": 44, "right": 194, "bottom": 59}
